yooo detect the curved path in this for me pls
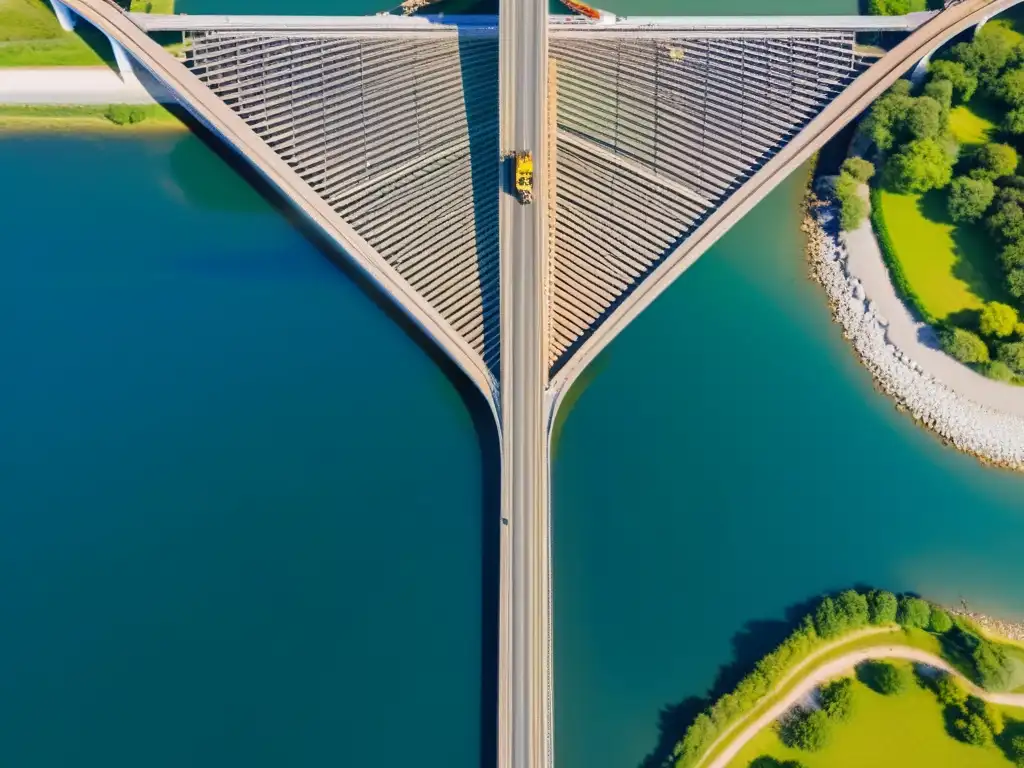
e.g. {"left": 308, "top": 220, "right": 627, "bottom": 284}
{"left": 844, "top": 214, "right": 1024, "bottom": 419}
{"left": 705, "top": 644, "right": 1024, "bottom": 768}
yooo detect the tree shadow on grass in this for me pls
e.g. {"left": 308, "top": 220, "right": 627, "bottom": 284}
{"left": 636, "top": 594, "right": 825, "bottom": 768}
{"left": 996, "top": 717, "right": 1024, "bottom": 762}
{"left": 915, "top": 189, "right": 1009, "bottom": 306}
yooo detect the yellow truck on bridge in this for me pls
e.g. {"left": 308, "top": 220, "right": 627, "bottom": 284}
{"left": 513, "top": 151, "right": 534, "bottom": 204}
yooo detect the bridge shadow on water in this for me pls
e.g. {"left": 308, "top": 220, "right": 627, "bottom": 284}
{"left": 636, "top": 590, "right": 876, "bottom": 768}
{"left": 169, "top": 115, "right": 502, "bottom": 768}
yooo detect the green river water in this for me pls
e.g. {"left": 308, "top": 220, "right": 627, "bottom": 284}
{"left": 2, "top": 1, "right": 1024, "bottom": 767}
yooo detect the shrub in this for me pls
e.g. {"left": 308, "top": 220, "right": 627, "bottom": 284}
{"left": 999, "top": 67, "right": 1024, "bottom": 107}
{"left": 781, "top": 709, "right": 831, "bottom": 752}
{"left": 972, "top": 143, "right": 1020, "bottom": 180}
{"left": 980, "top": 301, "right": 1019, "bottom": 338}
{"left": 820, "top": 677, "right": 854, "bottom": 722}
{"left": 929, "top": 59, "right": 978, "bottom": 104}
{"left": 1010, "top": 734, "right": 1024, "bottom": 763}
{"left": 934, "top": 673, "right": 968, "bottom": 707}
{"left": 835, "top": 173, "right": 869, "bottom": 231}
{"left": 103, "top": 104, "right": 148, "bottom": 126}
{"left": 841, "top": 157, "right": 876, "bottom": 183}
{"left": 986, "top": 360, "right": 1016, "bottom": 382}
{"left": 897, "top": 596, "right": 932, "bottom": 629}
{"left": 930, "top": 607, "right": 954, "bottom": 633}
{"left": 887, "top": 138, "right": 954, "bottom": 193}
{"left": 868, "top": 590, "right": 898, "bottom": 625}
{"left": 940, "top": 327, "right": 990, "bottom": 364}
{"left": 954, "top": 713, "right": 994, "bottom": 746}
{"left": 861, "top": 661, "right": 908, "bottom": 695}
{"left": 948, "top": 176, "right": 996, "bottom": 222}
{"left": 997, "top": 341, "right": 1024, "bottom": 374}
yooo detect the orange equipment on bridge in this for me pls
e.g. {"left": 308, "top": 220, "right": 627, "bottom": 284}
{"left": 559, "top": 0, "right": 601, "bottom": 20}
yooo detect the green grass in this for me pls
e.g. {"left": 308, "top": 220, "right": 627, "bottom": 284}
{"left": 0, "top": 0, "right": 177, "bottom": 68}
{"left": 0, "top": 103, "right": 185, "bottom": 131}
{"left": 875, "top": 188, "right": 1010, "bottom": 322}
{"left": 726, "top": 662, "right": 1024, "bottom": 768}
{"left": 129, "top": 0, "right": 175, "bottom": 12}
{"left": 950, "top": 102, "right": 1000, "bottom": 148}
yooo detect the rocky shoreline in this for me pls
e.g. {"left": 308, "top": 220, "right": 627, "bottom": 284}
{"left": 950, "top": 610, "right": 1024, "bottom": 643}
{"left": 803, "top": 195, "right": 1024, "bottom": 471}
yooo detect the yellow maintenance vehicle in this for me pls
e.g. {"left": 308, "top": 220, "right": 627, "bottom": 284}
{"left": 513, "top": 151, "right": 534, "bottom": 204}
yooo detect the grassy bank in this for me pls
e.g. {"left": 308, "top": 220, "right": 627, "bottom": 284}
{"left": 0, "top": 0, "right": 177, "bottom": 67}
{"left": 726, "top": 662, "right": 1024, "bottom": 768}
{"left": 0, "top": 103, "right": 185, "bottom": 132}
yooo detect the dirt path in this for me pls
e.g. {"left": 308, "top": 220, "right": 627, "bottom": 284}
{"left": 704, "top": 644, "right": 1024, "bottom": 768}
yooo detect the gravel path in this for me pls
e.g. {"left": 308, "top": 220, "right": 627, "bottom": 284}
{"left": 0, "top": 66, "right": 173, "bottom": 105}
{"left": 705, "top": 644, "right": 1024, "bottom": 768}
{"left": 806, "top": 196, "right": 1024, "bottom": 468}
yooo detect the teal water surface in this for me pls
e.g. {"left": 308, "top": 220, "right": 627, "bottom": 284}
{"left": 5, "top": 1, "right": 1024, "bottom": 767}
{"left": 0, "top": 134, "right": 486, "bottom": 767}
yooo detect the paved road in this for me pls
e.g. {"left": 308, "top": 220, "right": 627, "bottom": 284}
{"left": 497, "top": 0, "right": 551, "bottom": 766}
{"left": 704, "top": 643, "right": 1024, "bottom": 768}
{"left": 548, "top": 0, "right": 1024, "bottom": 409}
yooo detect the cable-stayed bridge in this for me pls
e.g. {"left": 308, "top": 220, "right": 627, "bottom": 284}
{"left": 44, "top": 1, "right": 1022, "bottom": 766}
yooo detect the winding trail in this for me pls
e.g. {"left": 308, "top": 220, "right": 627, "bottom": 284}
{"left": 705, "top": 644, "right": 1024, "bottom": 768}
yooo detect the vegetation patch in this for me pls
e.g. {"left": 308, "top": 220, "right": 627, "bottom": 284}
{"left": 726, "top": 664, "right": 1024, "bottom": 768}
{"left": 0, "top": 103, "right": 184, "bottom": 131}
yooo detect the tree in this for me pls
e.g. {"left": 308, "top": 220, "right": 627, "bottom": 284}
{"left": 948, "top": 176, "right": 996, "bottom": 222}
{"left": 935, "top": 673, "right": 968, "bottom": 707}
{"left": 1008, "top": 268, "right": 1024, "bottom": 300}
{"left": 954, "top": 713, "right": 994, "bottom": 746}
{"left": 836, "top": 590, "right": 870, "bottom": 629}
{"left": 835, "top": 173, "right": 869, "bottom": 231}
{"left": 781, "top": 709, "right": 831, "bottom": 752}
{"left": 906, "top": 96, "right": 945, "bottom": 141}
{"left": 972, "top": 143, "right": 1020, "bottom": 180}
{"left": 924, "top": 78, "right": 954, "bottom": 113}
{"left": 999, "top": 67, "right": 1024, "bottom": 107}
{"left": 939, "top": 327, "right": 990, "bottom": 364}
{"left": 820, "top": 678, "right": 854, "bottom": 722}
{"left": 997, "top": 341, "right": 1024, "bottom": 375}
{"left": 929, "top": 59, "right": 978, "bottom": 104}
{"left": 868, "top": 0, "right": 911, "bottom": 14}
{"left": 966, "top": 694, "right": 1005, "bottom": 735}
{"left": 862, "top": 661, "right": 908, "bottom": 695}
{"left": 860, "top": 89, "right": 917, "bottom": 151}
{"left": 980, "top": 301, "right": 1019, "bottom": 338}
{"left": 1006, "top": 106, "right": 1024, "bottom": 135}
{"left": 887, "top": 139, "right": 954, "bottom": 193}
{"left": 972, "top": 636, "right": 1014, "bottom": 690}
{"left": 1010, "top": 734, "right": 1024, "bottom": 763}
{"left": 868, "top": 590, "right": 898, "bottom": 625}
{"left": 930, "top": 607, "right": 954, "bottom": 633}
{"left": 897, "top": 596, "right": 932, "bottom": 628}
{"left": 1001, "top": 239, "right": 1024, "bottom": 270}
{"left": 952, "top": 30, "right": 1015, "bottom": 91}
{"left": 814, "top": 596, "right": 846, "bottom": 639}
{"left": 841, "top": 157, "right": 875, "bottom": 183}
{"left": 988, "top": 198, "right": 1024, "bottom": 243}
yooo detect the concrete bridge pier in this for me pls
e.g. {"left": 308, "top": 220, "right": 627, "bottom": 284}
{"left": 105, "top": 33, "right": 140, "bottom": 83}
{"left": 49, "top": 0, "right": 77, "bottom": 31}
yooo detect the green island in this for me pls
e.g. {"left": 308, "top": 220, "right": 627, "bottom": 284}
{"left": 835, "top": 13, "right": 1024, "bottom": 384}
{"left": 0, "top": 0, "right": 178, "bottom": 68}
{"left": 663, "top": 588, "right": 1024, "bottom": 768}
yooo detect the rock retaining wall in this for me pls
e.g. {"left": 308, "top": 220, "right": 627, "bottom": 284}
{"left": 804, "top": 197, "right": 1024, "bottom": 471}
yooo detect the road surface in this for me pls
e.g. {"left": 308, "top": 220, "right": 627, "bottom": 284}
{"left": 497, "top": 0, "right": 552, "bottom": 767}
